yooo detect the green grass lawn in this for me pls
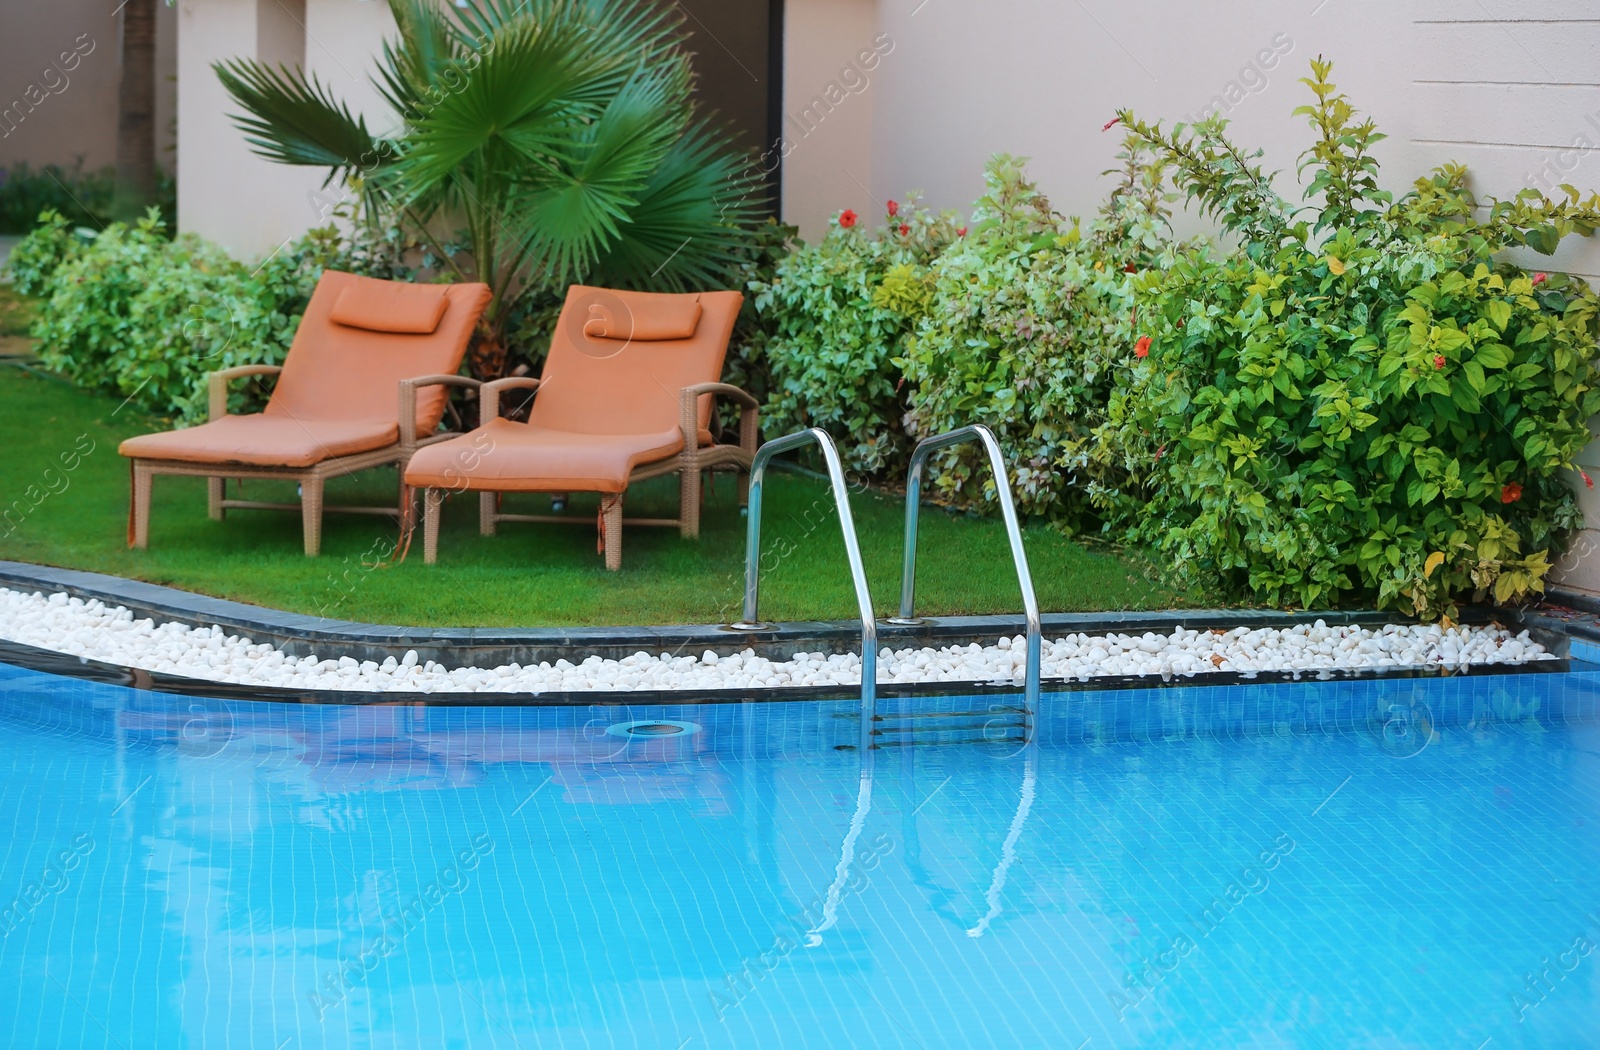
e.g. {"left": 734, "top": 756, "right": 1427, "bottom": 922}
{"left": 0, "top": 360, "right": 1202, "bottom": 627}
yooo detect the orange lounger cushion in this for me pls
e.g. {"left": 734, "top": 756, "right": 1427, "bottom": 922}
{"left": 118, "top": 415, "right": 400, "bottom": 468}
{"left": 329, "top": 280, "right": 451, "bottom": 334}
{"left": 403, "top": 418, "right": 684, "bottom": 493}
{"left": 581, "top": 291, "right": 702, "bottom": 341}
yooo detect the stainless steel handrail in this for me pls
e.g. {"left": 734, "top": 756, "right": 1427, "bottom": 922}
{"left": 887, "top": 425, "right": 1041, "bottom": 725}
{"left": 729, "top": 429, "right": 878, "bottom": 751}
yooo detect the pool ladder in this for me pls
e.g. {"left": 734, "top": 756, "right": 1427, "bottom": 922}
{"left": 729, "top": 424, "right": 1041, "bottom": 750}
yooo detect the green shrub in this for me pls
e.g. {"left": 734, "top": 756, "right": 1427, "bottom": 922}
{"left": 6, "top": 209, "right": 86, "bottom": 296}
{"left": 1102, "top": 60, "right": 1600, "bottom": 617}
{"left": 17, "top": 208, "right": 403, "bottom": 422}
{"left": 722, "top": 216, "right": 799, "bottom": 431}
{"left": 753, "top": 196, "right": 958, "bottom": 474}
{"left": 897, "top": 150, "right": 1177, "bottom": 524}
{"left": 0, "top": 160, "right": 175, "bottom": 235}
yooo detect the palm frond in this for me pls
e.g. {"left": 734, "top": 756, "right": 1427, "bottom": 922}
{"left": 456, "top": 0, "right": 684, "bottom": 66}
{"left": 567, "top": 0, "right": 688, "bottom": 70}
{"left": 510, "top": 61, "right": 690, "bottom": 284}
{"left": 590, "top": 122, "right": 761, "bottom": 290}
{"left": 214, "top": 59, "right": 381, "bottom": 178}
{"left": 375, "top": 0, "right": 464, "bottom": 120}
{"left": 393, "top": 14, "right": 617, "bottom": 200}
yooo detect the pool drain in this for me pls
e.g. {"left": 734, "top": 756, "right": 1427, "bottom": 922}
{"left": 605, "top": 719, "right": 701, "bottom": 739}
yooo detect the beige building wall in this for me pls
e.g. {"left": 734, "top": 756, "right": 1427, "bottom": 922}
{"left": 849, "top": 0, "right": 1600, "bottom": 273}
{"left": 779, "top": 0, "right": 881, "bottom": 241}
{"left": 0, "top": 0, "right": 177, "bottom": 176}
{"left": 176, "top": 0, "right": 396, "bottom": 259}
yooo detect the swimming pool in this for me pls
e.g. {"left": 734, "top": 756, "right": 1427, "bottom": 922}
{"left": 0, "top": 659, "right": 1596, "bottom": 1048}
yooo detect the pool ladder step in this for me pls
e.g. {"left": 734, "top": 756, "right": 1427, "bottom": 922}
{"left": 869, "top": 704, "right": 1030, "bottom": 747}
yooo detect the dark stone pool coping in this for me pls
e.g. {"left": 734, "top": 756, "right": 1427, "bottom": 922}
{"left": 0, "top": 558, "right": 1519, "bottom": 668}
{"left": 0, "top": 636, "right": 1571, "bottom": 709}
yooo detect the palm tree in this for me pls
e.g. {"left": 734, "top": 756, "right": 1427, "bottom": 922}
{"left": 215, "top": 0, "right": 761, "bottom": 377}
{"left": 115, "top": 0, "right": 158, "bottom": 219}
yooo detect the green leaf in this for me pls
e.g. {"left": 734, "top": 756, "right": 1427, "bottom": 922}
{"left": 1524, "top": 225, "right": 1560, "bottom": 255}
{"left": 214, "top": 60, "right": 381, "bottom": 175}
{"left": 1474, "top": 343, "right": 1512, "bottom": 370}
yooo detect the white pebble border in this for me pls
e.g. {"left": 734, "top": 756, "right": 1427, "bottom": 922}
{"left": 0, "top": 587, "right": 1556, "bottom": 695}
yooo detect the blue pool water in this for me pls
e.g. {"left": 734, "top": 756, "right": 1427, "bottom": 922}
{"left": 0, "top": 661, "right": 1597, "bottom": 1048}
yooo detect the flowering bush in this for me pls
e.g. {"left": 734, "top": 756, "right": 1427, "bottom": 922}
{"left": 896, "top": 150, "right": 1178, "bottom": 523}
{"left": 14, "top": 208, "right": 413, "bottom": 422}
{"left": 1101, "top": 60, "right": 1600, "bottom": 617}
{"left": 752, "top": 196, "right": 959, "bottom": 474}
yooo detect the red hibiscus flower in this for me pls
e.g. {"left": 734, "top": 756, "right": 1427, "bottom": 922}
{"left": 838, "top": 209, "right": 857, "bottom": 228}
{"left": 1532, "top": 273, "right": 1548, "bottom": 286}
{"left": 887, "top": 200, "right": 899, "bottom": 217}
{"left": 1134, "top": 336, "right": 1151, "bottom": 359}
{"left": 1584, "top": 470, "right": 1594, "bottom": 490}
{"left": 1501, "top": 482, "right": 1523, "bottom": 504}
{"left": 1124, "top": 263, "right": 1137, "bottom": 273}
{"left": 1433, "top": 355, "right": 1446, "bottom": 369}
{"left": 1102, "top": 116, "right": 1121, "bottom": 132}
{"left": 957, "top": 226, "right": 968, "bottom": 237}
{"left": 898, "top": 224, "right": 910, "bottom": 236}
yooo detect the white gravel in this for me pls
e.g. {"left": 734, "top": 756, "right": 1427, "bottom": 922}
{"left": 0, "top": 587, "right": 1556, "bottom": 694}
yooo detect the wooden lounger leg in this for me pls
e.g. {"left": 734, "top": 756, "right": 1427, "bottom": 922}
{"left": 130, "top": 462, "right": 153, "bottom": 549}
{"left": 424, "top": 489, "right": 444, "bottom": 564}
{"left": 301, "top": 475, "right": 325, "bottom": 557}
{"left": 479, "top": 491, "right": 497, "bottom": 537}
{"left": 602, "top": 495, "right": 623, "bottom": 571}
{"left": 207, "top": 477, "right": 225, "bottom": 521}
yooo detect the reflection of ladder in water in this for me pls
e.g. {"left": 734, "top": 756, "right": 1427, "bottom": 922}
{"left": 731, "top": 424, "right": 1041, "bottom": 751}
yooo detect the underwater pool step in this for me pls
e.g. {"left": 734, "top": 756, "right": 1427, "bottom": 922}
{"left": 869, "top": 726, "right": 1028, "bottom": 737}
{"left": 869, "top": 730, "right": 1029, "bottom": 747}
{"left": 870, "top": 705, "right": 1030, "bottom": 746}
{"left": 870, "top": 732, "right": 1028, "bottom": 747}
{"left": 875, "top": 706, "right": 1026, "bottom": 721}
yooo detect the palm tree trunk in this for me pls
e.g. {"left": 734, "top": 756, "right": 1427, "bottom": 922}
{"left": 114, "top": 0, "right": 157, "bottom": 220}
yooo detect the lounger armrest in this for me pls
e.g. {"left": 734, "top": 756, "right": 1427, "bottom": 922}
{"left": 680, "top": 382, "right": 759, "bottom": 455}
{"left": 398, "top": 374, "right": 483, "bottom": 451}
{"left": 480, "top": 377, "right": 541, "bottom": 423}
{"left": 207, "top": 365, "right": 283, "bottom": 422}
